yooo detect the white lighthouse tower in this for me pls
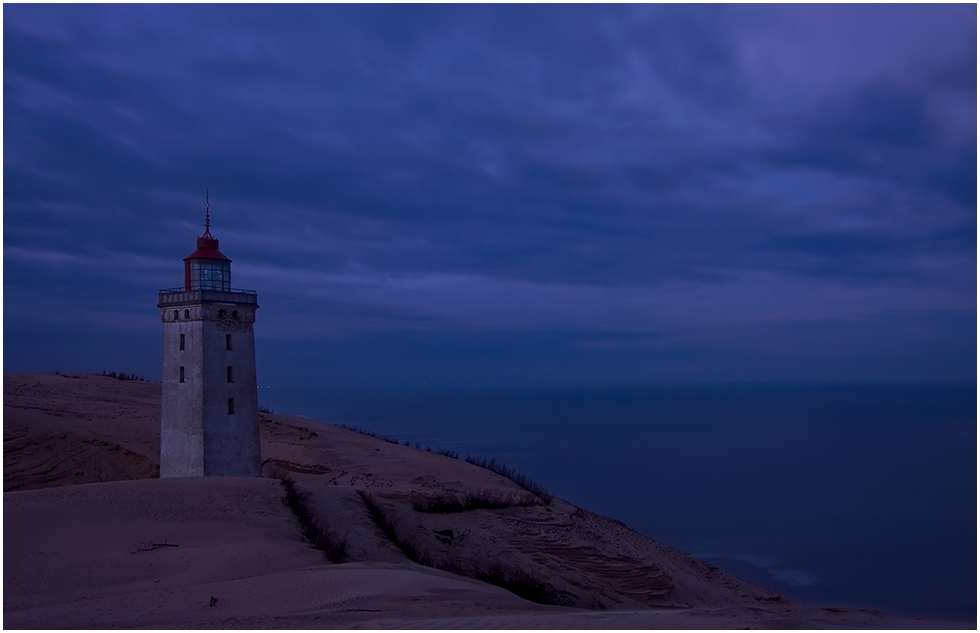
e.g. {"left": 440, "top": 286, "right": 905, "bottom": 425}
{"left": 158, "top": 200, "right": 261, "bottom": 477}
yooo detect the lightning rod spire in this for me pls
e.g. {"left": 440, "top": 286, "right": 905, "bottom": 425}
{"left": 202, "top": 189, "right": 213, "bottom": 239}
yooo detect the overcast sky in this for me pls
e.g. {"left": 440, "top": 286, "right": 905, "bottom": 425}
{"left": 4, "top": 4, "right": 976, "bottom": 387}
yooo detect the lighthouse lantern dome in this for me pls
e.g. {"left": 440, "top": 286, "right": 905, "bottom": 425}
{"left": 183, "top": 205, "right": 232, "bottom": 291}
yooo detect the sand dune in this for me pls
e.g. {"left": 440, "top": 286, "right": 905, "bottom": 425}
{"left": 3, "top": 374, "right": 159, "bottom": 491}
{"left": 3, "top": 373, "right": 971, "bottom": 629}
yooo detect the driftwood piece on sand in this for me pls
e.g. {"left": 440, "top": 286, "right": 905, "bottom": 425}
{"left": 131, "top": 540, "right": 179, "bottom": 553}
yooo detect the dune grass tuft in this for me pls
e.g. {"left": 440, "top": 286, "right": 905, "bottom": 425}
{"left": 99, "top": 370, "right": 146, "bottom": 381}
{"left": 336, "top": 423, "right": 403, "bottom": 446}
{"left": 412, "top": 489, "right": 540, "bottom": 513}
{"left": 281, "top": 478, "right": 348, "bottom": 563}
{"left": 464, "top": 455, "right": 552, "bottom": 504}
{"left": 357, "top": 490, "right": 431, "bottom": 564}
{"left": 335, "top": 423, "right": 461, "bottom": 460}
{"left": 472, "top": 565, "right": 567, "bottom": 606}
{"left": 356, "top": 490, "right": 564, "bottom": 605}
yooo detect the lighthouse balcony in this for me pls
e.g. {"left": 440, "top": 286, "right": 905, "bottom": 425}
{"left": 158, "top": 288, "right": 258, "bottom": 307}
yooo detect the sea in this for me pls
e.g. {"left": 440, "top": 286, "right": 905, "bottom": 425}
{"left": 258, "top": 383, "right": 976, "bottom": 622}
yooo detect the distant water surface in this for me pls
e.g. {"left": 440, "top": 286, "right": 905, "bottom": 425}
{"left": 259, "top": 383, "right": 976, "bottom": 622}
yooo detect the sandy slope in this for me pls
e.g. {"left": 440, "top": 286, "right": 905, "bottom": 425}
{"left": 3, "top": 373, "right": 971, "bottom": 629}
{"left": 3, "top": 373, "right": 159, "bottom": 491}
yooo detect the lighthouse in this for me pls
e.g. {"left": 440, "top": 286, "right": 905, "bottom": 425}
{"left": 157, "top": 200, "right": 261, "bottom": 477}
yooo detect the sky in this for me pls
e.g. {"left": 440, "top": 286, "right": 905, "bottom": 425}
{"left": 4, "top": 4, "right": 976, "bottom": 388}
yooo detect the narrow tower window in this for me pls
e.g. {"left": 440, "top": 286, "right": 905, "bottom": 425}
{"left": 232, "top": 310, "right": 238, "bottom": 320}
{"left": 227, "top": 398, "right": 235, "bottom": 414}
{"left": 179, "top": 334, "right": 185, "bottom": 350}
{"left": 226, "top": 334, "right": 232, "bottom": 350}
{"left": 227, "top": 366, "right": 233, "bottom": 383}
{"left": 184, "top": 309, "right": 190, "bottom": 319}
{"left": 179, "top": 366, "right": 184, "bottom": 383}
{"left": 173, "top": 310, "right": 179, "bottom": 320}
{"left": 218, "top": 309, "right": 224, "bottom": 318}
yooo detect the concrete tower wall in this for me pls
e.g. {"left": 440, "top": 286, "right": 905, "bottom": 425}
{"left": 160, "top": 309, "right": 205, "bottom": 477}
{"left": 159, "top": 294, "right": 260, "bottom": 478}
{"left": 201, "top": 305, "right": 259, "bottom": 476}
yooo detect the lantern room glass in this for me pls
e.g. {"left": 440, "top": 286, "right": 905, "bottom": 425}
{"left": 189, "top": 260, "right": 231, "bottom": 291}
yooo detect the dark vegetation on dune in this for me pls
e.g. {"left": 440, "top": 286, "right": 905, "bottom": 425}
{"left": 336, "top": 423, "right": 403, "bottom": 446}
{"left": 471, "top": 566, "right": 569, "bottom": 607}
{"left": 357, "top": 490, "right": 565, "bottom": 606}
{"left": 412, "top": 489, "right": 541, "bottom": 513}
{"left": 358, "top": 490, "right": 429, "bottom": 564}
{"left": 464, "top": 455, "right": 552, "bottom": 503}
{"left": 327, "top": 424, "right": 549, "bottom": 503}
{"left": 280, "top": 478, "right": 348, "bottom": 564}
{"left": 97, "top": 371, "right": 147, "bottom": 381}
{"left": 335, "top": 423, "right": 459, "bottom": 458}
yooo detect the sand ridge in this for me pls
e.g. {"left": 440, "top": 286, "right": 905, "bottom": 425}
{"left": 3, "top": 373, "right": 972, "bottom": 629}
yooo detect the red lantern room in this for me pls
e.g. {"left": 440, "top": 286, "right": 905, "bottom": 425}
{"left": 184, "top": 200, "right": 232, "bottom": 291}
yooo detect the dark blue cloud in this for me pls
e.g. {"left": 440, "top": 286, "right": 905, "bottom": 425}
{"left": 4, "top": 4, "right": 975, "bottom": 384}
{"left": 927, "top": 147, "right": 978, "bottom": 208}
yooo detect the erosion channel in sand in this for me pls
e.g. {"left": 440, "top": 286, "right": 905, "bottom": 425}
{"left": 3, "top": 373, "right": 970, "bottom": 629}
